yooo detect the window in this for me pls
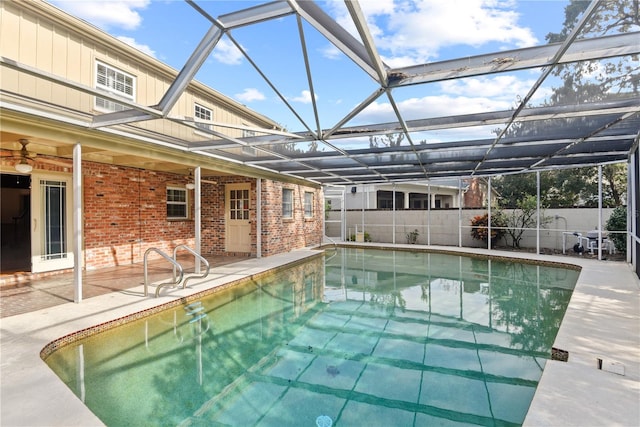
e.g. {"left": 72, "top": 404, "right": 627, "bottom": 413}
{"left": 304, "top": 192, "right": 313, "bottom": 217}
{"left": 167, "top": 187, "right": 188, "bottom": 219}
{"left": 194, "top": 104, "right": 213, "bottom": 131}
{"left": 376, "top": 190, "right": 404, "bottom": 210}
{"left": 229, "top": 189, "right": 249, "bottom": 220}
{"left": 95, "top": 61, "right": 135, "bottom": 112}
{"left": 195, "top": 104, "right": 212, "bottom": 121}
{"left": 282, "top": 188, "right": 293, "bottom": 218}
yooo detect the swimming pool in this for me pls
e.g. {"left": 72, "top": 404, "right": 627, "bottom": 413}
{"left": 44, "top": 248, "right": 579, "bottom": 426}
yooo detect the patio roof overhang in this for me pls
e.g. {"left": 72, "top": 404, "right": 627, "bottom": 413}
{"left": 1, "top": 0, "right": 638, "bottom": 186}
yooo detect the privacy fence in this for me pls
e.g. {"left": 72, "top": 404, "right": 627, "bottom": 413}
{"left": 326, "top": 208, "right": 621, "bottom": 257}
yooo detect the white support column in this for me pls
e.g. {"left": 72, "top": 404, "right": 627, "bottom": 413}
{"left": 361, "top": 184, "right": 365, "bottom": 236}
{"left": 628, "top": 150, "right": 635, "bottom": 264}
{"left": 598, "top": 165, "right": 603, "bottom": 260}
{"left": 404, "top": 192, "right": 410, "bottom": 209}
{"left": 488, "top": 177, "right": 492, "bottom": 250}
{"left": 536, "top": 171, "right": 541, "bottom": 254}
{"left": 341, "top": 188, "right": 346, "bottom": 242}
{"left": 427, "top": 183, "right": 431, "bottom": 245}
{"left": 458, "top": 178, "right": 462, "bottom": 248}
{"left": 392, "top": 184, "right": 396, "bottom": 244}
{"left": 73, "top": 143, "right": 82, "bottom": 303}
{"left": 256, "top": 178, "right": 262, "bottom": 258}
{"left": 194, "top": 167, "right": 202, "bottom": 272}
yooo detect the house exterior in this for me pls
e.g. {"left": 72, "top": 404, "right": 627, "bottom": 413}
{"left": 339, "top": 178, "right": 496, "bottom": 210}
{"left": 0, "top": 0, "right": 323, "bottom": 281}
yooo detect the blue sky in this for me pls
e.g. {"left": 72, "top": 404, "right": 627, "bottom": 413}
{"left": 48, "top": 0, "right": 570, "bottom": 139}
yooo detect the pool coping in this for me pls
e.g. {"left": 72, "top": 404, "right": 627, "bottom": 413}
{"left": 1, "top": 245, "right": 638, "bottom": 426}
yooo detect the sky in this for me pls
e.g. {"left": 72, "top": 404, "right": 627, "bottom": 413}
{"left": 48, "top": 0, "right": 571, "bottom": 141}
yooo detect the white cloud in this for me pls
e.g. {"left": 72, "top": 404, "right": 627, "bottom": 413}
{"left": 320, "top": 44, "right": 343, "bottom": 60}
{"left": 439, "top": 75, "right": 553, "bottom": 104}
{"left": 290, "top": 90, "right": 317, "bottom": 104}
{"left": 235, "top": 88, "right": 266, "bottom": 103}
{"left": 328, "top": 0, "right": 537, "bottom": 66}
{"left": 356, "top": 93, "right": 512, "bottom": 124}
{"left": 211, "top": 39, "right": 244, "bottom": 65}
{"left": 348, "top": 71, "right": 557, "bottom": 141}
{"left": 50, "top": 0, "right": 149, "bottom": 30}
{"left": 116, "top": 36, "right": 156, "bottom": 58}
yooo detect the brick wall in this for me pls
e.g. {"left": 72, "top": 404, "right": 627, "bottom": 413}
{"left": 3, "top": 156, "right": 324, "bottom": 271}
{"left": 202, "top": 177, "right": 323, "bottom": 257}
{"left": 83, "top": 163, "right": 194, "bottom": 268}
{"left": 463, "top": 178, "right": 486, "bottom": 208}
{"left": 200, "top": 176, "right": 254, "bottom": 256}
{"left": 260, "top": 180, "right": 323, "bottom": 256}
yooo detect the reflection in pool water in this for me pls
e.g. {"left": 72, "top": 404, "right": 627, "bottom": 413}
{"left": 45, "top": 248, "right": 578, "bottom": 426}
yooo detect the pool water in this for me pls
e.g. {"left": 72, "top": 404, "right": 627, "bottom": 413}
{"left": 45, "top": 248, "right": 579, "bottom": 426}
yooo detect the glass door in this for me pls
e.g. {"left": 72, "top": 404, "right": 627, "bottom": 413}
{"left": 31, "top": 174, "right": 74, "bottom": 273}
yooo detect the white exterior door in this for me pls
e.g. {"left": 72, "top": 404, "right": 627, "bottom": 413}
{"left": 225, "top": 184, "right": 251, "bottom": 253}
{"left": 31, "top": 173, "right": 74, "bottom": 273}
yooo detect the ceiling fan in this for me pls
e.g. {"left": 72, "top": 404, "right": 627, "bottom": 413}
{"left": 1, "top": 139, "right": 37, "bottom": 173}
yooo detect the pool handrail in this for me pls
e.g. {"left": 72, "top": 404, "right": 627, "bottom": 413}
{"left": 172, "top": 244, "right": 210, "bottom": 289}
{"left": 143, "top": 247, "right": 184, "bottom": 297}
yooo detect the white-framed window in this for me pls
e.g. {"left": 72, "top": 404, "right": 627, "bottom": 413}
{"left": 229, "top": 188, "right": 250, "bottom": 220}
{"left": 194, "top": 104, "right": 213, "bottom": 131}
{"left": 304, "top": 192, "right": 313, "bottom": 217}
{"left": 95, "top": 61, "right": 135, "bottom": 112}
{"left": 282, "top": 188, "right": 293, "bottom": 219}
{"left": 167, "top": 187, "right": 188, "bottom": 219}
{"left": 195, "top": 104, "right": 212, "bottom": 121}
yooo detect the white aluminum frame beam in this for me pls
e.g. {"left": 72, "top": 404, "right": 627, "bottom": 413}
{"left": 390, "top": 32, "right": 640, "bottom": 87}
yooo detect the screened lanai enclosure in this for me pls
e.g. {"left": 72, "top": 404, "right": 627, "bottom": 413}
{"left": 1, "top": 0, "right": 639, "bottom": 275}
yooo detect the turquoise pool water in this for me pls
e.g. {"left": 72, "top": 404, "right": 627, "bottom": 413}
{"left": 45, "top": 248, "right": 579, "bottom": 426}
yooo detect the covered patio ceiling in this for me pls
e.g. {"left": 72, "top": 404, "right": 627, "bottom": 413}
{"left": 2, "top": 0, "right": 639, "bottom": 185}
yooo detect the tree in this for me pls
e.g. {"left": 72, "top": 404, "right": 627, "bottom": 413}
{"left": 369, "top": 133, "right": 405, "bottom": 148}
{"left": 494, "top": 165, "right": 626, "bottom": 208}
{"left": 502, "top": 195, "right": 552, "bottom": 249}
{"left": 493, "top": 1, "right": 634, "bottom": 208}
{"left": 546, "top": 0, "right": 639, "bottom": 104}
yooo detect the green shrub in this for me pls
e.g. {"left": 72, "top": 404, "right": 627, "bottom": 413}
{"left": 470, "top": 212, "right": 506, "bottom": 244}
{"left": 348, "top": 231, "right": 371, "bottom": 242}
{"left": 406, "top": 229, "right": 419, "bottom": 244}
{"left": 606, "top": 206, "right": 627, "bottom": 254}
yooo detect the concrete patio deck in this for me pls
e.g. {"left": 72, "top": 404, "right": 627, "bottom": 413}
{"left": 0, "top": 245, "right": 638, "bottom": 426}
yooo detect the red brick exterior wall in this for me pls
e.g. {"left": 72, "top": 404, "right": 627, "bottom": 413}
{"left": 260, "top": 180, "right": 324, "bottom": 256}
{"left": 200, "top": 175, "right": 255, "bottom": 257}
{"left": 83, "top": 163, "right": 195, "bottom": 268}
{"left": 463, "top": 178, "right": 486, "bottom": 208}
{"left": 3, "top": 156, "right": 324, "bottom": 271}
{"left": 201, "top": 177, "right": 324, "bottom": 257}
